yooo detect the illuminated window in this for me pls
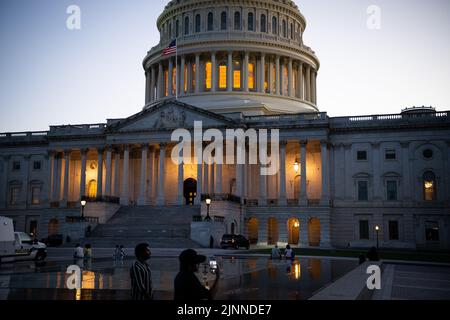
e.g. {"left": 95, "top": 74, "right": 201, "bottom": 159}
{"left": 293, "top": 68, "right": 298, "bottom": 95}
{"left": 261, "top": 14, "right": 267, "bottom": 33}
{"left": 192, "top": 63, "right": 196, "bottom": 91}
{"left": 272, "top": 17, "right": 277, "bottom": 35}
{"left": 219, "top": 64, "right": 227, "bottom": 89}
{"left": 423, "top": 171, "right": 436, "bottom": 201}
{"left": 248, "top": 62, "right": 255, "bottom": 90}
{"left": 205, "top": 61, "right": 212, "bottom": 90}
{"left": 184, "top": 64, "right": 188, "bottom": 93}
{"left": 264, "top": 63, "right": 269, "bottom": 92}
{"left": 233, "top": 60, "right": 241, "bottom": 89}
{"left": 221, "top": 12, "right": 227, "bottom": 30}
{"left": 88, "top": 180, "right": 97, "bottom": 199}
{"left": 32, "top": 187, "right": 41, "bottom": 205}
{"left": 271, "top": 63, "right": 276, "bottom": 93}
{"left": 172, "top": 67, "right": 177, "bottom": 95}
{"left": 282, "top": 64, "right": 288, "bottom": 95}
{"left": 164, "top": 69, "right": 169, "bottom": 96}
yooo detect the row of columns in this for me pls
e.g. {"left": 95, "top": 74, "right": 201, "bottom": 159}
{"left": 41, "top": 139, "right": 330, "bottom": 207}
{"left": 145, "top": 52, "right": 318, "bottom": 105}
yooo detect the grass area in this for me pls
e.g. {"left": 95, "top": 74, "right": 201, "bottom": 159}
{"left": 247, "top": 248, "right": 450, "bottom": 263}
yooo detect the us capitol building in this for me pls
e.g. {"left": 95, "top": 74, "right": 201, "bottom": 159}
{"left": 1, "top": 0, "right": 449, "bottom": 250}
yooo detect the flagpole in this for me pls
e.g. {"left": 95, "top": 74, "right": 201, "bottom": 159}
{"left": 175, "top": 38, "right": 178, "bottom": 100}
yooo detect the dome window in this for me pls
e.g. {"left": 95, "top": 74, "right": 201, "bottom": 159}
{"left": 248, "top": 13, "right": 254, "bottom": 31}
{"left": 261, "top": 14, "right": 267, "bottom": 33}
{"left": 221, "top": 12, "right": 227, "bottom": 30}
{"left": 282, "top": 20, "right": 287, "bottom": 38}
{"left": 272, "top": 17, "right": 277, "bottom": 35}
{"left": 234, "top": 12, "right": 241, "bottom": 30}
{"left": 184, "top": 16, "right": 189, "bottom": 35}
{"left": 208, "top": 12, "right": 214, "bottom": 31}
{"left": 195, "top": 14, "right": 201, "bottom": 33}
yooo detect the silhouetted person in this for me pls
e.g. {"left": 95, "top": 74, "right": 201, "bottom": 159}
{"left": 367, "top": 247, "right": 380, "bottom": 261}
{"left": 271, "top": 245, "right": 282, "bottom": 260}
{"left": 174, "top": 249, "right": 220, "bottom": 301}
{"left": 130, "top": 243, "right": 153, "bottom": 300}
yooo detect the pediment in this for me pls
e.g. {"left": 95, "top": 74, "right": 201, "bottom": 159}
{"left": 107, "top": 100, "right": 239, "bottom": 133}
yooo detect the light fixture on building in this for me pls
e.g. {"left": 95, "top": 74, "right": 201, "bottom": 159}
{"left": 81, "top": 199, "right": 87, "bottom": 221}
{"left": 205, "top": 196, "right": 212, "bottom": 221}
{"left": 375, "top": 225, "right": 380, "bottom": 249}
{"left": 424, "top": 181, "right": 434, "bottom": 189}
{"left": 294, "top": 221, "right": 300, "bottom": 228}
{"left": 294, "top": 159, "right": 300, "bottom": 174}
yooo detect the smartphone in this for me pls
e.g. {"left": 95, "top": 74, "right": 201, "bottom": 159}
{"left": 209, "top": 259, "right": 217, "bottom": 274}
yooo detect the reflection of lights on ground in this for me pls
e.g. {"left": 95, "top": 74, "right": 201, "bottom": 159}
{"left": 75, "top": 289, "right": 81, "bottom": 301}
{"left": 294, "top": 262, "right": 301, "bottom": 280}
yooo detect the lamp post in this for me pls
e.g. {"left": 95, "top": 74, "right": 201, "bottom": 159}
{"left": 375, "top": 225, "right": 380, "bottom": 250}
{"left": 81, "top": 200, "right": 87, "bottom": 221}
{"left": 205, "top": 196, "right": 212, "bottom": 221}
{"left": 294, "top": 159, "right": 300, "bottom": 174}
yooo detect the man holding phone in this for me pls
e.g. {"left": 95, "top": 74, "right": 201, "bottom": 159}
{"left": 174, "top": 249, "right": 220, "bottom": 301}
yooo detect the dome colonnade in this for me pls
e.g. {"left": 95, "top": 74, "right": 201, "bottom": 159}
{"left": 143, "top": 0, "right": 320, "bottom": 114}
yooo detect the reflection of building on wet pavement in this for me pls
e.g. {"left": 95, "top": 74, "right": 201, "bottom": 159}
{"left": 1, "top": 257, "right": 356, "bottom": 300}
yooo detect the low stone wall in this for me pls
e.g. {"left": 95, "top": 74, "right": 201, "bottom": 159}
{"left": 191, "top": 221, "right": 226, "bottom": 248}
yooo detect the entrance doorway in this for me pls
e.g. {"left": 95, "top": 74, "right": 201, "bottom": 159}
{"left": 288, "top": 218, "right": 300, "bottom": 245}
{"left": 183, "top": 178, "right": 197, "bottom": 205}
{"left": 308, "top": 218, "right": 321, "bottom": 247}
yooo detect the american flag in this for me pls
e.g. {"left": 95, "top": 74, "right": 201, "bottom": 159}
{"left": 162, "top": 39, "right": 177, "bottom": 56}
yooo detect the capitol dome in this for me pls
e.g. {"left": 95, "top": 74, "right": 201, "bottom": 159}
{"left": 143, "top": 0, "right": 320, "bottom": 115}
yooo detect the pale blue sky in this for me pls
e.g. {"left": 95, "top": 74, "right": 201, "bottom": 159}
{"left": 0, "top": 0, "right": 449, "bottom": 132}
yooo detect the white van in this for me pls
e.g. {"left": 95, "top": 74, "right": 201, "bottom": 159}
{"left": 0, "top": 216, "right": 47, "bottom": 263}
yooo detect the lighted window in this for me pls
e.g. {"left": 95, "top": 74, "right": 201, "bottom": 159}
{"left": 423, "top": 171, "right": 436, "bottom": 201}
{"left": 233, "top": 61, "right": 241, "bottom": 89}
{"left": 10, "top": 187, "right": 20, "bottom": 205}
{"left": 261, "top": 14, "right": 267, "bottom": 33}
{"left": 272, "top": 17, "right": 277, "bottom": 35}
{"left": 264, "top": 63, "right": 269, "bottom": 92}
{"left": 248, "top": 63, "right": 255, "bottom": 90}
{"left": 282, "top": 65, "right": 288, "bottom": 95}
{"left": 205, "top": 61, "right": 212, "bottom": 90}
{"left": 221, "top": 12, "right": 227, "bottom": 30}
{"left": 88, "top": 180, "right": 97, "bottom": 199}
{"left": 164, "top": 70, "right": 169, "bottom": 96}
{"left": 248, "top": 13, "right": 254, "bottom": 31}
{"left": 293, "top": 68, "right": 298, "bottom": 95}
{"left": 271, "top": 63, "right": 276, "bottom": 93}
{"left": 207, "top": 12, "right": 214, "bottom": 31}
{"left": 172, "top": 67, "right": 177, "bottom": 95}
{"left": 219, "top": 64, "right": 227, "bottom": 89}
{"left": 184, "top": 65, "right": 188, "bottom": 93}
{"left": 32, "top": 187, "right": 41, "bottom": 205}
{"left": 192, "top": 63, "right": 196, "bottom": 91}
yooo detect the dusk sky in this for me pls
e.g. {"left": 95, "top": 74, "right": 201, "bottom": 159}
{"left": 0, "top": 0, "right": 449, "bottom": 132}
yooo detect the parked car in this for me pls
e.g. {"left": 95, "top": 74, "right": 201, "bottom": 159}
{"left": 41, "top": 234, "right": 64, "bottom": 247}
{"left": 220, "top": 234, "right": 250, "bottom": 250}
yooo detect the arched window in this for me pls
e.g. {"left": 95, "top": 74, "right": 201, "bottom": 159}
{"left": 282, "top": 20, "right": 287, "bottom": 37}
{"left": 234, "top": 12, "right": 241, "bottom": 30}
{"left": 184, "top": 16, "right": 189, "bottom": 35}
{"left": 290, "top": 23, "right": 293, "bottom": 39}
{"left": 248, "top": 12, "right": 254, "bottom": 31}
{"left": 168, "top": 23, "right": 172, "bottom": 38}
{"left": 248, "top": 61, "right": 255, "bottom": 91}
{"left": 218, "top": 61, "right": 227, "bottom": 90}
{"left": 176, "top": 19, "right": 179, "bottom": 38}
{"left": 423, "top": 171, "right": 437, "bottom": 201}
{"left": 195, "top": 14, "right": 201, "bottom": 33}
{"left": 207, "top": 12, "right": 214, "bottom": 31}
{"left": 260, "top": 14, "right": 267, "bottom": 33}
{"left": 233, "top": 59, "right": 242, "bottom": 89}
{"left": 221, "top": 11, "right": 227, "bottom": 30}
{"left": 272, "top": 16, "right": 277, "bottom": 35}
{"left": 205, "top": 60, "right": 212, "bottom": 90}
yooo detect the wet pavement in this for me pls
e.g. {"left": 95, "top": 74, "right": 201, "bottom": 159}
{"left": 0, "top": 255, "right": 357, "bottom": 300}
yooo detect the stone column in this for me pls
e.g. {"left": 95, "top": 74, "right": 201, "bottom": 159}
{"left": 288, "top": 58, "right": 293, "bottom": 97}
{"left": 216, "top": 163, "right": 222, "bottom": 194}
{"left": 279, "top": 141, "right": 287, "bottom": 206}
{"left": 148, "top": 147, "right": 155, "bottom": 203}
{"left": 195, "top": 162, "right": 203, "bottom": 205}
{"left": 52, "top": 153, "right": 60, "bottom": 201}
{"left": 320, "top": 141, "right": 330, "bottom": 206}
{"left": 312, "top": 70, "right": 317, "bottom": 104}
{"left": 259, "top": 168, "right": 267, "bottom": 206}
{"left": 120, "top": 145, "right": 129, "bottom": 206}
{"left": 372, "top": 142, "right": 381, "bottom": 202}
{"left": 299, "top": 140, "right": 308, "bottom": 206}
{"left": 62, "top": 150, "right": 71, "bottom": 206}
{"left": 105, "top": 147, "right": 112, "bottom": 197}
{"left": 195, "top": 54, "right": 201, "bottom": 94}
{"left": 145, "top": 70, "right": 150, "bottom": 104}
{"left": 96, "top": 148, "right": 104, "bottom": 199}
{"left": 46, "top": 152, "right": 54, "bottom": 205}
{"left": 168, "top": 58, "right": 173, "bottom": 97}
{"left": 401, "top": 142, "right": 411, "bottom": 201}
{"left": 297, "top": 62, "right": 303, "bottom": 99}
{"left": 243, "top": 52, "right": 249, "bottom": 92}
{"left": 227, "top": 51, "right": 233, "bottom": 92}
{"left": 275, "top": 56, "right": 280, "bottom": 95}
{"left": 299, "top": 217, "right": 309, "bottom": 247}
{"left": 211, "top": 52, "right": 217, "bottom": 92}
{"left": 80, "top": 149, "right": 87, "bottom": 200}
{"left": 40, "top": 153, "right": 51, "bottom": 206}
{"left": 180, "top": 56, "right": 185, "bottom": 96}
{"left": 158, "top": 62, "right": 163, "bottom": 99}
{"left": 259, "top": 54, "right": 265, "bottom": 93}
{"left": 138, "top": 144, "right": 148, "bottom": 206}
{"left": 305, "top": 65, "right": 311, "bottom": 102}
{"left": 177, "top": 147, "right": 184, "bottom": 205}
{"left": 156, "top": 143, "right": 166, "bottom": 206}
{"left": 113, "top": 149, "right": 121, "bottom": 197}
{"left": 150, "top": 66, "right": 156, "bottom": 101}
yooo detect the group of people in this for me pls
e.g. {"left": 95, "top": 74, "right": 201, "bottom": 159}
{"left": 271, "top": 244, "right": 296, "bottom": 261}
{"left": 73, "top": 243, "right": 92, "bottom": 260}
{"left": 113, "top": 245, "right": 126, "bottom": 261}
{"left": 129, "top": 243, "right": 220, "bottom": 301}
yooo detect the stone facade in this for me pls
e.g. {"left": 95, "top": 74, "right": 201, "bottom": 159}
{"left": 0, "top": 0, "right": 449, "bottom": 250}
